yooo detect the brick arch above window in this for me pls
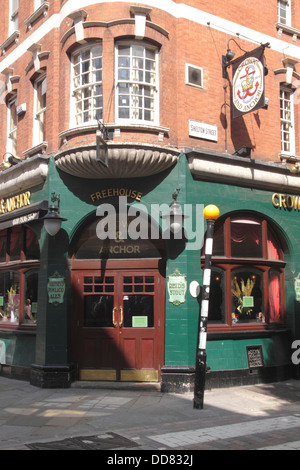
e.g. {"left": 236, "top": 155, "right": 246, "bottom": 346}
{"left": 2, "top": 67, "right": 20, "bottom": 96}
{"left": 60, "top": 18, "right": 169, "bottom": 49}
{"left": 25, "top": 45, "right": 50, "bottom": 75}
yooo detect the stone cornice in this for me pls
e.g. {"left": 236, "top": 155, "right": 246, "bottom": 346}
{"left": 0, "top": 155, "right": 49, "bottom": 198}
{"left": 186, "top": 148, "right": 300, "bottom": 194}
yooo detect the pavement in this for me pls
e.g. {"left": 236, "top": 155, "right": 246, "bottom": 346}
{"left": 1, "top": 377, "right": 300, "bottom": 454}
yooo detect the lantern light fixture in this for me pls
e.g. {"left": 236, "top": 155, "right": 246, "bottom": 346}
{"left": 42, "top": 193, "right": 67, "bottom": 236}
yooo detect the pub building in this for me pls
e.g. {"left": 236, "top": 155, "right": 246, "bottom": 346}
{"left": 0, "top": 0, "right": 299, "bottom": 391}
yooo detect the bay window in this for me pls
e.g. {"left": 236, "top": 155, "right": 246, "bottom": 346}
{"left": 204, "top": 214, "right": 286, "bottom": 328}
{"left": 71, "top": 44, "right": 103, "bottom": 126}
{"left": 116, "top": 42, "right": 158, "bottom": 123}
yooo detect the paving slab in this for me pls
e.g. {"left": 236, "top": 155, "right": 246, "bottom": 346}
{"left": 0, "top": 377, "right": 300, "bottom": 454}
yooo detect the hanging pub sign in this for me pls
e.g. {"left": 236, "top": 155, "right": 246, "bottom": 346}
{"left": 232, "top": 46, "right": 265, "bottom": 119}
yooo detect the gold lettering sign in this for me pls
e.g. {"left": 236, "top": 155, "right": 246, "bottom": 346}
{"left": 0, "top": 191, "right": 31, "bottom": 215}
{"left": 272, "top": 193, "right": 300, "bottom": 211}
{"left": 90, "top": 188, "right": 143, "bottom": 202}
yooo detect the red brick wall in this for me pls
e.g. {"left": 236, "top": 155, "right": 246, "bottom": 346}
{"left": 0, "top": 1, "right": 299, "bottom": 163}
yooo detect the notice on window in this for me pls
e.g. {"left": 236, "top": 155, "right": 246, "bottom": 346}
{"left": 243, "top": 296, "right": 254, "bottom": 308}
{"left": 132, "top": 316, "right": 148, "bottom": 328}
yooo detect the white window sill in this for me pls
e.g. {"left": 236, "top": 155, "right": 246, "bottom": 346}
{"left": 275, "top": 22, "right": 300, "bottom": 38}
{"left": 279, "top": 152, "right": 297, "bottom": 163}
{"left": 23, "top": 142, "right": 48, "bottom": 158}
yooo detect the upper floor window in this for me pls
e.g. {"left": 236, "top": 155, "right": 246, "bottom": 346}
{"left": 116, "top": 42, "right": 158, "bottom": 124}
{"left": 9, "top": 0, "right": 19, "bottom": 34}
{"left": 203, "top": 214, "right": 286, "bottom": 328}
{"left": 34, "top": 0, "right": 45, "bottom": 10}
{"left": 280, "top": 85, "right": 295, "bottom": 155}
{"left": 278, "top": 0, "right": 291, "bottom": 26}
{"left": 71, "top": 44, "right": 103, "bottom": 126}
{"left": 33, "top": 73, "right": 47, "bottom": 145}
{"left": 7, "top": 95, "right": 17, "bottom": 156}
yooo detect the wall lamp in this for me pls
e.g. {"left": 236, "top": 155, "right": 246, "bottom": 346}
{"left": 222, "top": 38, "right": 269, "bottom": 79}
{"left": 42, "top": 193, "right": 67, "bottom": 236}
{"left": 222, "top": 38, "right": 248, "bottom": 79}
{"left": 233, "top": 145, "right": 252, "bottom": 158}
{"left": 161, "top": 189, "right": 189, "bottom": 234}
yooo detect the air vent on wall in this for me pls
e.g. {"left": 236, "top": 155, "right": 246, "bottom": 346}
{"left": 186, "top": 64, "right": 203, "bottom": 88}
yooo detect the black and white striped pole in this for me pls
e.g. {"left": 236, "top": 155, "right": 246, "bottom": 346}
{"left": 193, "top": 204, "right": 220, "bottom": 409}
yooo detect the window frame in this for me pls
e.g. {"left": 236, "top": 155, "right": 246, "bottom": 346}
{"left": 115, "top": 40, "right": 159, "bottom": 125}
{"left": 9, "top": 0, "right": 19, "bottom": 35}
{"left": 70, "top": 43, "right": 103, "bottom": 128}
{"left": 0, "top": 226, "right": 40, "bottom": 328}
{"left": 34, "top": 0, "right": 45, "bottom": 10}
{"left": 202, "top": 214, "right": 286, "bottom": 331}
{"left": 278, "top": 0, "right": 291, "bottom": 26}
{"left": 280, "top": 85, "right": 295, "bottom": 156}
{"left": 7, "top": 94, "right": 17, "bottom": 156}
{"left": 33, "top": 72, "right": 47, "bottom": 146}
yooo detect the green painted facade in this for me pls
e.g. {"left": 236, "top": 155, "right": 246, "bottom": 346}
{"left": 0, "top": 152, "right": 298, "bottom": 385}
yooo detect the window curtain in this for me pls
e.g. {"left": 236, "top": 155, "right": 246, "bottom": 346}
{"left": 0, "top": 231, "right": 6, "bottom": 253}
{"left": 10, "top": 227, "right": 21, "bottom": 252}
{"left": 231, "top": 223, "right": 261, "bottom": 245}
{"left": 26, "top": 229, "right": 35, "bottom": 250}
{"left": 269, "top": 270, "right": 281, "bottom": 322}
{"left": 267, "top": 233, "right": 280, "bottom": 260}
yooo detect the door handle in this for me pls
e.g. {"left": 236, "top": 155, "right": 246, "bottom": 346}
{"left": 119, "top": 306, "right": 123, "bottom": 328}
{"left": 112, "top": 306, "right": 118, "bottom": 328}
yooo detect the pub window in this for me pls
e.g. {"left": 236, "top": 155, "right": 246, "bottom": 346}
{"left": 7, "top": 95, "right": 17, "bottom": 156}
{"left": 33, "top": 72, "right": 47, "bottom": 145}
{"left": 280, "top": 85, "right": 295, "bottom": 156}
{"left": 71, "top": 215, "right": 165, "bottom": 260}
{"left": 34, "top": 0, "right": 45, "bottom": 10}
{"left": 0, "top": 226, "right": 39, "bottom": 325}
{"left": 202, "top": 214, "right": 286, "bottom": 328}
{"left": 70, "top": 43, "right": 103, "bottom": 126}
{"left": 9, "top": 0, "right": 19, "bottom": 35}
{"left": 277, "top": 0, "right": 291, "bottom": 26}
{"left": 115, "top": 41, "right": 159, "bottom": 124}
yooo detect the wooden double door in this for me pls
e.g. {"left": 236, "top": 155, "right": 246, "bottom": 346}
{"left": 72, "top": 260, "right": 165, "bottom": 382}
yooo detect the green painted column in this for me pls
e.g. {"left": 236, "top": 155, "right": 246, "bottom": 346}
{"left": 30, "top": 224, "right": 74, "bottom": 388}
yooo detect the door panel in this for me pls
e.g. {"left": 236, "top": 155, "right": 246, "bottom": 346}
{"left": 72, "top": 263, "right": 165, "bottom": 382}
